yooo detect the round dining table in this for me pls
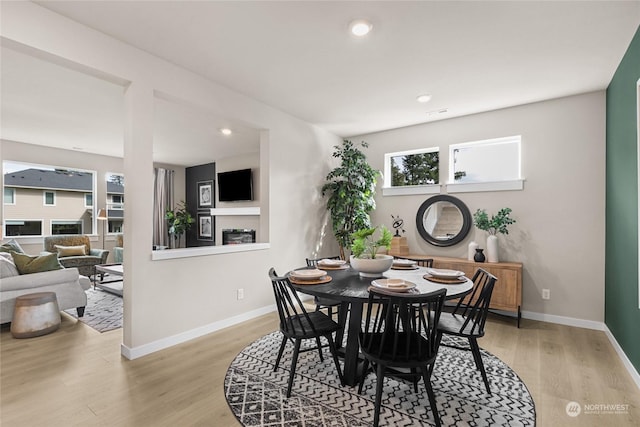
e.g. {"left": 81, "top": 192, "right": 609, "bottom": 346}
{"left": 289, "top": 265, "right": 474, "bottom": 386}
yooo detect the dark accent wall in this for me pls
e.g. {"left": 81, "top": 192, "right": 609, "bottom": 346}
{"left": 185, "top": 162, "right": 216, "bottom": 247}
{"left": 605, "top": 25, "right": 640, "bottom": 373}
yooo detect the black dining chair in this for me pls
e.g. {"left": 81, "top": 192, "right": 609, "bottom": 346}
{"left": 395, "top": 256, "right": 434, "bottom": 267}
{"left": 434, "top": 268, "right": 497, "bottom": 395}
{"left": 268, "top": 268, "right": 344, "bottom": 398}
{"left": 306, "top": 256, "right": 342, "bottom": 318}
{"left": 358, "top": 287, "right": 447, "bottom": 427}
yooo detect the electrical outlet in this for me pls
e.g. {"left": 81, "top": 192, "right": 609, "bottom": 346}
{"left": 237, "top": 288, "right": 244, "bottom": 300}
{"left": 542, "top": 289, "right": 550, "bottom": 300}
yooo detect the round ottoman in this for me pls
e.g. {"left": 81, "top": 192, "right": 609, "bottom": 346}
{"left": 11, "top": 292, "right": 61, "bottom": 339}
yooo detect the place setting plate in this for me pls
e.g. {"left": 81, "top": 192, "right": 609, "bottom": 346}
{"left": 423, "top": 268, "right": 467, "bottom": 284}
{"left": 391, "top": 258, "right": 419, "bottom": 270}
{"left": 316, "top": 259, "right": 349, "bottom": 270}
{"left": 289, "top": 268, "right": 332, "bottom": 285}
{"left": 370, "top": 278, "right": 417, "bottom": 293}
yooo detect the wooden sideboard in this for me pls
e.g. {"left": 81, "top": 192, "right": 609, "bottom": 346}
{"left": 407, "top": 254, "right": 523, "bottom": 327}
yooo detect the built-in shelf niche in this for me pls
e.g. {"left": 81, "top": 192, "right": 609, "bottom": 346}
{"left": 210, "top": 207, "right": 260, "bottom": 216}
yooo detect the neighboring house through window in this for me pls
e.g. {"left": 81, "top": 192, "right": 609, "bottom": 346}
{"left": 2, "top": 161, "right": 96, "bottom": 237}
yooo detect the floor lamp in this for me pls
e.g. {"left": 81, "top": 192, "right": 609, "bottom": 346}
{"left": 97, "top": 209, "right": 108, "bottom": 249}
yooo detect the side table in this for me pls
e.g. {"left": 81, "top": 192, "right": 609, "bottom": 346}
{"left": 11, "top": 292, "right": 61, "bottom": 338}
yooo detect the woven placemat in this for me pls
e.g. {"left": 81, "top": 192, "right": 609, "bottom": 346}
{"left": 289, "top": 275, "right": 332, "bottom": 285}
{"left": 423, "top": 274, "right": 466, "bottom": 284}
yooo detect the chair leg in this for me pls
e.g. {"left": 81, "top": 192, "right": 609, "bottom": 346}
{"left": 326, "top": 334, "right": 345, "bottom": 386}
{"left": 469, "top": 338, "right": 491, "bottom": 395}
{"left": 286, "top": 339, "right": 302, "bottom": 398}
{"left": 274, "top": 335, "right": 288, "bottom": 372}
{"left": 315, "top": 336, "right": 325, "bottom": 361}
{"left": 429, "top": 331, "right": 443, "bottom": 378}
{"left": 357, "top": 359, "right": 369, "bottom": 394}
{"left": 422, "top": 369, "right": 441, "bottom": 427}
{"left": 372, "top": 363, "right": 386, "bottom": 427}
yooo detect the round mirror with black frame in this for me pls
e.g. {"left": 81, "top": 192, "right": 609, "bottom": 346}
{"left": 416, "top": 195, "right": 472, "bottom": 247}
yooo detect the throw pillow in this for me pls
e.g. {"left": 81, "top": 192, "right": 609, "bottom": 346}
{"left": 0, "top": 254, "right": 19, "bottom": 278}
{"left": 10, "top": 251, "right": 63, "bottom": 275}
{"left": 0, "top": 239, "right": 25, "bottom": 254}
{"left": 55, "top": 244, "right": 87, "bottom": 257}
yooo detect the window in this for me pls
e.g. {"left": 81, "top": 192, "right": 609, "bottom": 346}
{"left": 383, "top": 148, "right": 440, "bottom": 196}
{"left": 106, "top": 173, "right": 124, "bottom": 234}
{"left": 5, "top": 220, "right": 42, "bottom": 237}
{"left": 448, "top": 135, "right": 523, "bottom": 192}
{"left": 44, "top": 191, "right": 56, "bottom": 206}
{"left": 4, "top": 188, "right": 15, "bottom": 205}
{"left": 51, "top": 220, "right": 82, "bottom": 235}
{"left": 3, "top": 161, "right": 96, "bottom": 236}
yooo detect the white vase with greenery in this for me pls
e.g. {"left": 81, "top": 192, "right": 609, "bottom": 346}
{"left": 349, "top": 226, "right": 393, "bottom": 277}
{"left": 473, "top": 208, "right": 516, "bottom": 263}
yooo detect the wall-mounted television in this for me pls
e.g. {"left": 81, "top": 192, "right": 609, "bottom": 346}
{"left": 217, "top": 168, "right": 253, "bottom": 202}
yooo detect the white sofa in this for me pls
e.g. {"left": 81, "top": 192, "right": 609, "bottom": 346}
{"left": 0, "top": 260, "right": 90, "bottom": 324}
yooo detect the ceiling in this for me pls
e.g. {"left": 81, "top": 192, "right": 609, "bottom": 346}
{"left": 1, "top": 1, "right": 639, "bottom": 165}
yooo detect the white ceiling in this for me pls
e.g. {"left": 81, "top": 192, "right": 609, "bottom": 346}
{"left": 2, "top": 1, "right": 639, "bottom": 165}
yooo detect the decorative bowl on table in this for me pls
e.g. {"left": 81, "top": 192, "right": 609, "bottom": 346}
{"left": 349, "top": 254, "right": 394, "bottom": 278}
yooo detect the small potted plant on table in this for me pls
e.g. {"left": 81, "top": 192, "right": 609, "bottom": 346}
{"left": 349, "top": 226, "right": 394, "bottom": 277}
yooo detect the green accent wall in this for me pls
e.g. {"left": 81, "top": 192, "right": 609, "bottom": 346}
{"left": 605, "top": 24, "right": 640, "bottom": 373}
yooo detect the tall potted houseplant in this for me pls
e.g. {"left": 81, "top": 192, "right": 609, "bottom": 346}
{"left": 322, "top": 140, "right": 380, "bottom": 259}
{"left": 473, "top": 208, "right": 516, "bottom": 262}
{"left": 166, "top": 201, "right": 195, "bottom": 248}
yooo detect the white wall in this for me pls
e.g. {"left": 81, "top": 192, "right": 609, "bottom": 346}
{"left": 358, "top": 92, "right": 606, "bottom": 322}
{"left": 1, "top": 2, "right": 342, "bottom": 355}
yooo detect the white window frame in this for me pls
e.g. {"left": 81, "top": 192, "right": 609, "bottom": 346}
{"left": 84, "top": 193, "right": 93, "bottom": 208}
{"left": 4, "top": 219, "right": 44, "bottom": 237}
{"left": 383, "top": 147, "right": 441, "bottom": 196}
{"left": 43, "top": 190, "right": 56, "bottom": 206}
{"left": 447, "top": 135, "right": 524, "bottom": 193}
{"left": 4, "top": 188, "right": 15, "bottom": 205}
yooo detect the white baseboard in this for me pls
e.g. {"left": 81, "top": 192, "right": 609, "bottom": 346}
{"left": 120, "top": 303, "right": 276, "bottom": 360}
{"left": 520, "top": 310, "right": 606, "bottom": 331}
{"left": 521, "top": 310, "right": 640, "bottom": 391}
{"left": 603, "top": 326, "right": 640, "bottom": 391}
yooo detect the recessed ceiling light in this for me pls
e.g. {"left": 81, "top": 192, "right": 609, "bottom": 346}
{"left": 416, "top": 94, "right": 432, "bottom": 103}
{"left": 350, "top": 19, "right": 372, "bottom": 37}
{"left": 220, "top": 128, "right": 232, "bottom": 136}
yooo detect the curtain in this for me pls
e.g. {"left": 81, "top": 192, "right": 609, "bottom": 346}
{"left": 153, "top": 167, "right": 174, "bottom": 247}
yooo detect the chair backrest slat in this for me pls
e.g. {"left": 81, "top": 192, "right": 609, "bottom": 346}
{"left": 269, "top": 267, "right": 317, "bottom": 336}
{"left": 361, "top": 288, "right": 447, "bottom": 364}
{"left": 451, "top": 268, "right": 497, "bottom": 335}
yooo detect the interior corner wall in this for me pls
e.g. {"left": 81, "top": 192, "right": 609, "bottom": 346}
{"left": 605, "top": 25, "right": 640, "bottom": 373}
{"left": 356, "top": 92, "right": 606, "bottom": 323}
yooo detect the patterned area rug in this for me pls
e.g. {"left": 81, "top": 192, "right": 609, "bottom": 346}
{"left": 64, "top": 287, "right": 122, "bottom": 333}
{"left": 225, "top": 332, "right": 535, "bottom": 426}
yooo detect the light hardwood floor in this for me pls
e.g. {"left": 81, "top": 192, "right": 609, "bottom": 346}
{"left": 1, "top": 312, "right": 638, "bottom": 426}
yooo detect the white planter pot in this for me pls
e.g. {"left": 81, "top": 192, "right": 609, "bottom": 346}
{"left": 349, "top": 254, "right": 394, "bottom": 278}
{"left": 486, "top": 235, "right": 499, "bottom": 263}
